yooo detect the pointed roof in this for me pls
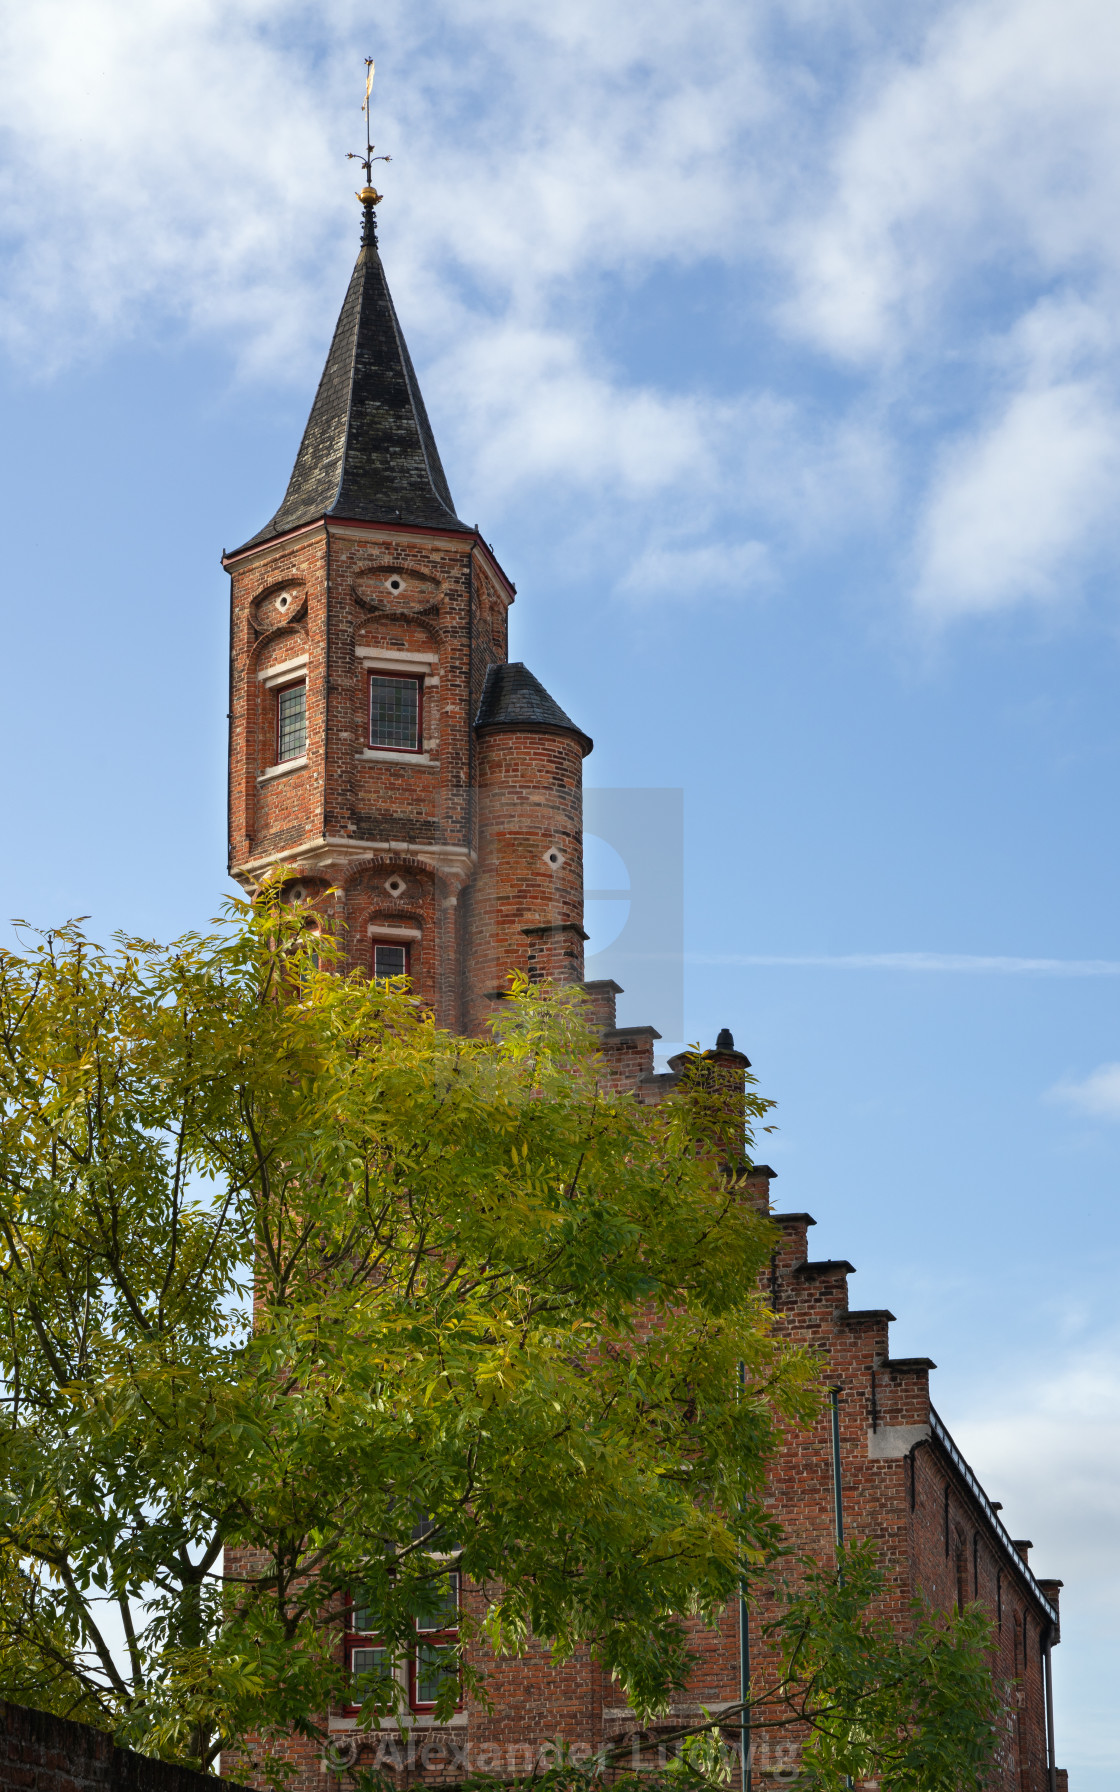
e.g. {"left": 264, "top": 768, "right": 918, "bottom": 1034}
{"left": 475, "top": 663, "right": 594, "bottom": 756}
{"left": 236, "top": 233, "right": 469, "bottom": 553}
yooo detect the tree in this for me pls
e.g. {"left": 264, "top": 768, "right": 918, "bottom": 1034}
{"left": 0, "top": 894, "right": 1000, "bottom": 1790}
{"left": 447, "top": 1541, "right": 1000, "bottom": 1792}
{"left": 449, "top": 1546, "right": 999, "bottom": 1792}
{"left": 0, "top": 893, "right": 817, "bottom": 1777}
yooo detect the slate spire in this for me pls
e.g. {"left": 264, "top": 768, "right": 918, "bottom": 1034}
{"left": 240, "top": 187, "right": 468, "bottom": 551}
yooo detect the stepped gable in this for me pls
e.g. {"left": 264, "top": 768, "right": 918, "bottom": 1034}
{"left": 234, "top": 234, "right": 469, "bottom": 553}
{"left": 474, "top": 661, "right": 593, "bottom": 756}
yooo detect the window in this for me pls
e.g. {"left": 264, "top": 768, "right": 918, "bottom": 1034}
{"left": 344, "top": 1573, "right": 461, "bottom": 1715}
{"left": 410, "top": 1570, "right": 461, "bottom": 1711}
{"left": 276, "top": 681, "right": 307, "bottom": 762}
{"left": 372, "top": 941, "right": 410, "bottom": 980}
{"left": 344, "top": 1593, "right": 394, "bottom": 1713}
{"left": 370, "top": 673, "right": 422, "bottom": 752}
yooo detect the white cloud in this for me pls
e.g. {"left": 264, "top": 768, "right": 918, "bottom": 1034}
{"left": 951, "top": 1346, "right": 1120, "bottom": 1612}
{"left": 430, "top": 322, "right": 718, "bottom": 505}
{"left": 0, "top": 0, "right": 807, "bottom": 565}
{"left": 775, "top": 0, "right": 1120, "bottom": 621}
{"left": 617, "top": 539, "right": 771, "bottom": 600}
{"left": 0, "top": 0, "right": 355, "bottom": 371}
{"left": 1047, "top": 1061, "right": 1120, "bottom": 1119}
{"left": 950, "top": 1341, "right": 1120, "bottom": 1768}
{"left": 0, "top": 0, "right": 770, "bottom": 373}
{"left": 782, "top": 0, "right": 1120, "bottom": 363}
{"left": 912, "top": 382, "right": 1120, "bottom": 617}
{"left": 4, "top": 0, "right": 1120, "bottom": 620}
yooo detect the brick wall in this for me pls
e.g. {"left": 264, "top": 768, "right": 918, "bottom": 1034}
{"left": 0, "top": 1703, "right": 250, "bottom": 1792}
{"left": 466, "top": 727, "right": 585, "bottom": 1029}
{"left": 737, "top": 1183, "right": 1063, "bottom": 1791}
{"left": 226, "top": 518, "right": 515, "bottom": 1032}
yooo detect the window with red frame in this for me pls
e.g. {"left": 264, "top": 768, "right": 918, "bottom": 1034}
{"left": 410, "top": 1569, "right": 461, "bottom": 1711}
{"left": 276, "top": 680, "right": 307, "bottom": 763}
{"left": 343, "top": 1573, "right": 460, "bottom": 1714}
{"left": 369, "top": 673, "right": 422, "bottom": 752}
{"left": 372, "top": 939, "right": 410, "bottom": 980}
{"left": 344, "top": 1592, "right": 394, "bottom": 1713}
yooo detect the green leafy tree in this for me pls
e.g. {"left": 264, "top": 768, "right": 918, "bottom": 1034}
{"left": 0, "top": 894, "right": 1000, "bottom": 1789}
{"left": 0, "top": 894, "right": 815, "bottom": 1777}
{"left": 455, "top": 1548, "right": 998, "bottom": 1792}
{"left": 760, "top": 1543, "right": 1000, "bottom": 1790}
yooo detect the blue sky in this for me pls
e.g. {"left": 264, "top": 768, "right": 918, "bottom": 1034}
{"left": 2, "top": 0, "right": 1119, "bottom": 1778}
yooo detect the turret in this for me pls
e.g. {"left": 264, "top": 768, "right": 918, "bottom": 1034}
{"left": 466, "top": 663, "right": 592, "bottom": 1029}
{"left": 223, "top": 147, "right": 591, "bottom": 1037}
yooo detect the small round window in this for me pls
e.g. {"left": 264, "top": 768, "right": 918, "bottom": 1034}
{"left": 543, "top": 848, "right": 564, "bottom": 870}
{"left": 386, "top": 576, "right": 404, "bottom": 594}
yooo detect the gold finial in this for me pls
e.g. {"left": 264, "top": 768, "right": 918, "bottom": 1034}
{"left": 347, "top": 55, "right": 391, "bottom": 242}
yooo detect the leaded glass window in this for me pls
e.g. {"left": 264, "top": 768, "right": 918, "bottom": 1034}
{"left": 373, "top": 942, "right": 409, "bottom": 980}
{"left": 345, "top": 1591, "right": 394, "bottom": 1709}
{"left": 410, "top": 1570, "right": 459, "bottom": 1709}
{"left": 369, "top": 674, "right": 421, "bottom": 751}
{"left": 414, "top": 1642, "right": 457, "bottom": 1706}
{"left": 277, "top": 681, "right": 307, "bottom": 762}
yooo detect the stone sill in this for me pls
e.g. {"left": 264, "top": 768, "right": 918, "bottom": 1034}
{"left": 258, "top": 756, "right": 308, "bottom": 783}
{"left": 356, "top": 749, "right": 436, "bottom": 766}
{"left": 328, "top": 1713, "right": 468, "bottom": 1732}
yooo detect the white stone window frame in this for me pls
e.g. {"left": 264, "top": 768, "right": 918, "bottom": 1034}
{"left": 256, "top": 653, "right": 310, "bottom": 779}
{"left": 356, "top": 647, "right": 438, "bottom": 764}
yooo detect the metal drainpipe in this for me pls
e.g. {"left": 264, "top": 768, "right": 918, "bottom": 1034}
{"left": 829, "top": 1387, "right": 852, "bottom": 1792}
{"left": 738, "top": 1360, "right": 751, "bottom": 1792}
{"left": 738, "top": 1577, "right": 751, "bottom": 1792}
{"left": 829, "top": 1387, "right": 845, "bottom": 1561}
{"left": 1043, "top": 1624, "right": 1057, "bottom": 1792}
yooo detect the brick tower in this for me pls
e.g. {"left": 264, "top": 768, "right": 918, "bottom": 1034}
{"left": 224, "top": 186, "right": 590, "bottom": 1029}
{"left": 224, "top": 187, "right": 1066, "bottom": 1792}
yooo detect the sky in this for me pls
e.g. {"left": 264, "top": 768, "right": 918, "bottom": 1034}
{"left": 1, "top": 0, "right": 1119, "bottom": 1777}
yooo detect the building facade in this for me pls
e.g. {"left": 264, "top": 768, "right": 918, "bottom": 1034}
{"left": 224, "top": 191, "right": 1066, "bottom": 1792}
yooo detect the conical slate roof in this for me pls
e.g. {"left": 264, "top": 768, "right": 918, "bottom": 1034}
{"left": 475, "top": 663, "right": 593, "bottom": 756}
{"left": 237, "top": 235, "right": 469, "bottom": 552}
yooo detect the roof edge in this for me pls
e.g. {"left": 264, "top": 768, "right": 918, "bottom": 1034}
{"left": 223, "top": 517, "right": 510, "bottom": 592}
{"left": 474, "top": 716, "right": 594, "bottom": 757}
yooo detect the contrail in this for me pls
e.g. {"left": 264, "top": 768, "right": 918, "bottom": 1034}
{"left": 687, "top": 952, "right": 1120, "bottom": 976}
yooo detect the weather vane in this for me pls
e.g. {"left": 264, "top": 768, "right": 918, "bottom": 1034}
{"left": 347, "top": 56, "right": 391, "bottom": 244}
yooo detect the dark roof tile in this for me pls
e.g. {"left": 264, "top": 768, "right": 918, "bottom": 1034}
{"left": 474, "top": 663, "right": 593, "bottom": 756}
{"left": 233, "top": 238, "right": 468, "bottom": 554}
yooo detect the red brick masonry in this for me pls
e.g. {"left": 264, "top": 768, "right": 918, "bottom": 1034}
{"left": 0, "top": 1702, "right": 249, "bottom": 1792}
